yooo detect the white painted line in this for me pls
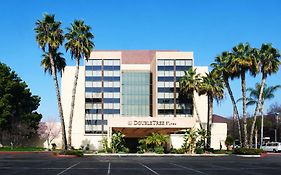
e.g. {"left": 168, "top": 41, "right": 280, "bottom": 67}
{"left": 56, "top": 162, "right": 80, "bottom": 175}
{"left": 107, "top": 162, "right": 111, "bottom": 174}
{"left": 139, "top": 163, "right": 160, "bottom": 175}
{"left": 170, "top": 163, "right": 209, "bottom": 175}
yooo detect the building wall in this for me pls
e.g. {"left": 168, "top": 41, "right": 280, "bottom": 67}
{"left": 194, "top": 66, "right": 208, "bottom": 129}
{"left": 211, "top": 123, "right": 227, "bottom": 150}
{"left": 62, "top": 66, "right": 103, "bottom": 150}
{"left": 59, "top": 50, "right": 222, "bottom": 150}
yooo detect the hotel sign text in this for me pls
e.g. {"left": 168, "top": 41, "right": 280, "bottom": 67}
{"left": 128, "top": 120, "right": 177, "bottom": 126}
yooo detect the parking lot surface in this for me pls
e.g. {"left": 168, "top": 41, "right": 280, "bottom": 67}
{"left": 1, "top": 153, "right": 281, "bottom": 175}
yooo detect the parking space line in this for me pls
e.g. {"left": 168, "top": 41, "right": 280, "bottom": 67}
{"left": 139, "top": 163, "right": 160, "bottom": 175}
{"left": 170, "top": 163, "right": 209, "bottom": 175}
{"left": 56, "top": 162, "right": 80, "bottom": 175}
{"left": 107, "top": 162, "right": 111, "bottom": 174}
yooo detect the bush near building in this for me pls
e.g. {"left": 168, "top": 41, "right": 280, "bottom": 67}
{"left": 138, "top": 133, "right": 169, "bottom": 154}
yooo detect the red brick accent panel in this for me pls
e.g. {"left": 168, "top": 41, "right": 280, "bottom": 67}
{"left": 121, "top": 50, "right": 156, "bottom": 64}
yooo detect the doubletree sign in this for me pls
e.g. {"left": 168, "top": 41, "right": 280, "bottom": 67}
{"left": 128, "top": 120, "right": 177, "bottom": 126}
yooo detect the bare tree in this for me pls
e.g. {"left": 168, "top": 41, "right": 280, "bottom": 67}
{"left": 37, "top": 118, "right": 61, "bottom": 149}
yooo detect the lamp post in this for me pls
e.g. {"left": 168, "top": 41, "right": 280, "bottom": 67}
{"left": 275, "top": 113, "right": 279, "bottom": 142}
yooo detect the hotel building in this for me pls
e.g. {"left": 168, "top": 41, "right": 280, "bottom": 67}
{"left": 61, "top": 50, "right": 226, "bottom": 150}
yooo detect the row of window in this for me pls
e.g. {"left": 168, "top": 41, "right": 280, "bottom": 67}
{"left": 157, "top": 66, "right": 191, "bottom": 71}
{"left": 85, "top": 81, "right": 120, "bottom": 88}
{"left": 85, "top": 130, "right": 108, "bottom": 134}
{"left": 157, "top": 71, "right": 187, "bottom": 77}
{"left": 158, "top": 87, "right": 180, "bottom": 93}
{"left": 86, "top": 109, "right": 120, "bottom": 114}
{"left": 85, "top": 87, "right": 120, "bottom": 93}
{"left": 86, "top": 70, "right": 120, "bottom": 77}
{"left": 158, "top": 109, "right": 192, "bottom": 115}
{"left": 85, "top": 74, "right": 185, "bottom": 83}
{"left": 85, "top": 77, "right": 120, "bottom": 82}
{"left": 157, "top": 81, "right": 175, "bottom": 87}
{"left": 85, "top": 92, "right": 121, "bottom": 98}
{"left": 157, "top": 59, "right": 192, "bottom": 66}
{"left": 85, "top": 114, "right": 119, "bottom": 120}
{"left": 158, "top": 77, "right": 184, "bottom": 82}
{"left": 85, "top": 103, "right": 120, "bottom": 110}
{"left": 85, "top": 120, "right": 108, "bottom": 125}
{"left": 85, "top": 98, "right": 120, "bottom": 103}
{"left": 86, "top": 66, "right": 120, "bottom": 71}
{"left": 85, "top": 59, "right": 120, "bottom": 66}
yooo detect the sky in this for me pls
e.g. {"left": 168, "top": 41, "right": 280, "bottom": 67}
{"left": 0, "top": 0, "right": 281, "bottom": 120}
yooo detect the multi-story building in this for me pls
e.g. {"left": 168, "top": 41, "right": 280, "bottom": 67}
{"left": 61, "top": 50, "right": 216, "bottom": 150}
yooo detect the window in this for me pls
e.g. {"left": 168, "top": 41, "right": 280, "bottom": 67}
{"left": 121, "top": 72, "right": 151, "bottom": 116}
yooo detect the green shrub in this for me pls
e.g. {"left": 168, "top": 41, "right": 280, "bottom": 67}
{"left": 51, "top": 143, "right": 57, "bottom": 150}
{"left": 195, "top": 147, "right": 204, "bottom": 154}
{"left": 60, "top": 150, "right": 83, "bottom": 157}
{"left": 225, "top": 136, "right": 234, "bottom": 150}
{"left": 138, "top": 133, "right": 169, "bottom": 154}
{"left": 154, "top": 146, "right": 164, "bottom": 154}
{"left": 233, "top": 148, "right": 264, "bottom": 155}
{"left": 213, "top": 150, "right": 233, "bottom": 154}
{"left": 169, "top": 148, "right": 185, "bottom": 154}
{"left": 205, "top": 148, "right": 214, "bottom": 153}
{"left": 111, "top": 131, "right": 128, "bottom": 153}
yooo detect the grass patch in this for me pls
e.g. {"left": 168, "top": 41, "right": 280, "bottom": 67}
{"left": 0, "top": 147, "right": 46, "bottom": 152}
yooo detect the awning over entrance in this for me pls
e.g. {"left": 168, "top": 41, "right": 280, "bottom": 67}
{"left": 113, "top": 127, "right": 187, "bottom": 138}
{"left": 107, "top": 116, "right": 196, "bottom": 138}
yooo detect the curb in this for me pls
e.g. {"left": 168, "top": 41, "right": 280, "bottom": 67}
{"left": 84, "top": 153, "right": 230, "bottom": 157}
{"left": 233, "top": 154, "right": 261, "bottom": 158}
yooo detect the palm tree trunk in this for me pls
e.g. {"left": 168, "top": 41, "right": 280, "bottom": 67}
{"left": 249, "top": 74, "right": 266, "bottom": 147}
{"left": 68, "top": 59, "right": 80, "bottom": 147}
{"left": 207, "top": 96, "right": 213, "bottom": 149}
{"left": 224, "top": 77, "right": 242, "bottom": 145}
{"left": 49, "top": 49, "right": 67, "bottom": 150}
{"left": 193, "top": 94, "right": 203, "bottom": 129}
{"left": 260, "top": 102, "right": 264, "bottom": 146}
{"left": 241, "top": 71, "right": 248, "bottom": 148}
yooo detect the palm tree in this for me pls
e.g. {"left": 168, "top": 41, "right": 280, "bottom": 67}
{"left": 249, "top": 44, "right": 280, "bottom": 147}
{"left": 65, "top": 20, "right": 94, "bottom": 147}
{"left": 248, "top": 83, "right": 281, "bottom": 146}
{"left": 229, "top": 43, "right": 258, "bottom": 147}
{"left": 180, "top": 68, "right": 203, "bottom": 129}
{"left": 211, "top": 51, "right": 242, "bottom": 145}
{"left": 41, "top": 51, "right": 66, "bottom": 77}
{"left": 34, "top": 14, "right": 67, "bottom": 150}
{"left": 199, "top": 71, "right": 224, "bottom": 148}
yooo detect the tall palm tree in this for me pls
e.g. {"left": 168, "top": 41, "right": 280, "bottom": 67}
{"left": 34, "top": 14, "right": 67, "bottom": 150}
{"left": 65, "top": 20, "right": 94, "bottom": 147}
{"left": 180, "top": 68, "right": 203, "bottom": 129}
{"left": 229, "top": 43, "right": 258, "bottom": 147}
{"left": 211, "top": 51, "right": 242, "bottom": 145}
{"left": 199, "top": 71, "right": 224, "bottom": 148}
{"left": 249, "top": 44, "right": 280, "bottom": 147}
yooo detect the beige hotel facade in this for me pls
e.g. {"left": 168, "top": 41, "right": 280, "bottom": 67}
{"left": 61, "top": 50, "right": 227, "bottom": 151}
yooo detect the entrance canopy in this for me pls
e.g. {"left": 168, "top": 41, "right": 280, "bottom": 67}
{"left": 107, "top": 116, "right": 196, "bottom": 138}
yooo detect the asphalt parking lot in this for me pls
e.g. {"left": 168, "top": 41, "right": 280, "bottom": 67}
{"left": 1, "top": 153, "right": 281, "bottom": 175}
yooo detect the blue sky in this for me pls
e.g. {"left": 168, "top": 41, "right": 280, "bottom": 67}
{"left": 0, "top": 0, "right": 281, "bottom": 120}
